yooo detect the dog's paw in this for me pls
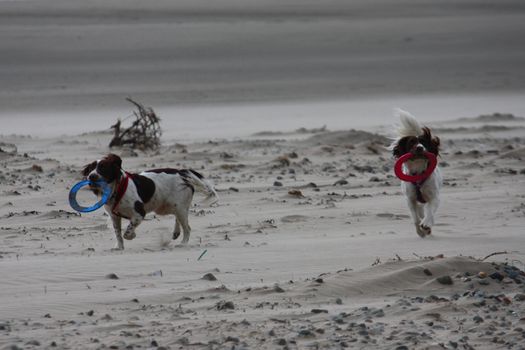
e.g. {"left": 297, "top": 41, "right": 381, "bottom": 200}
{"left": 415, "top": 225, "right": 427, "bottom": 238}
{"left": 111, "top": 244, "right": 124, "bottom": 251}
{"left": 173, "top": 231, "right": 181, "bottom": 240}
{"left": 420, "top": 216, "right": 434, "bottom": 229}
{"left": 420, "top": 225, "right": 432, "bottom": 236}
{"left": 123, "top": 231, "right": 136, "bottom": 240}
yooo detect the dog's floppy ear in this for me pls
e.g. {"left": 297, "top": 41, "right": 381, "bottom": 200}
{"left": 421, "top": 127, "right": 440, "bottom": 156}
{"left": 392, "top": 137, "right": 410, "bottom": 158}
{"left": 105, "top": 153, "right": 122, "bottom": 169}
{"left": 81, "top": 161, "right": 97, "bottom": 177}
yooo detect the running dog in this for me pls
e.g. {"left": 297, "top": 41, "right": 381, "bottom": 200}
{"left": 389, "top": 109, "right": 442, "bottom": 237}
{"left": 82, "top": 154, "right": 218, "bottom": 249}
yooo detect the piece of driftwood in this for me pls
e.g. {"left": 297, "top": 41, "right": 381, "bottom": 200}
{"left": 109, "top": 98, "right": 162, "bottom": 150}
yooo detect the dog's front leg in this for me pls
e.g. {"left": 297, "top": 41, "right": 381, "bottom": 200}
{"left": 406, "top": 198, "right": 426, "bottom": 238}
{"left": 420, "top": 197, "right": 440, "bottom": 233}
{"left": 110, "top": 214, "right": 124, "bottom": 250}
{"left": 123, "top": 215, "right": 143, "bottom": 241}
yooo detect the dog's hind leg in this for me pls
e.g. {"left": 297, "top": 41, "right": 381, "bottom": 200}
{"left": 110, "top": 214, "right": 124, "bottom": 250}
{"left": 174, "top": 207, "right": 191, "bottom": 244}
{"left": 173, "top": 217, "right": 181, "bottom": 240}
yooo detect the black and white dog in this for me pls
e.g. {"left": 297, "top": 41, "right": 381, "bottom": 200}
{"left": 82, "top": 154, "right": 218, "bottom": 250}
{"left": 389, "top": 109, "right": 442, "bottom": 237}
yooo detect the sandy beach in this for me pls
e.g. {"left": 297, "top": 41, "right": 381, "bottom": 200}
{"left": 1, "top": 0, "right": 525, "bottom": 349}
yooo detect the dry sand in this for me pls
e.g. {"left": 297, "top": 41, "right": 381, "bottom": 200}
{"left": 1, "top": 113, "right": 525, "bottom": 349}
{"left": 1, "top": 0, "right": 525, "bottom": 349}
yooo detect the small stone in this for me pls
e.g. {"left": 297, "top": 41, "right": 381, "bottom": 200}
{"left": 395, "top": 346, "right": 409, "bottom": 350}
{"left": 372, "top": 309, "right": 385, "bottom": 317}
{"left": 276, "top": 338, "right": 287, "bottom": 345}
{"left": 225, "top": 336, "right": 239, "bottom": 343}
{"left": 489, "top": 272, "right": 504, "bottom": 281}
{"left": 288, "top": 189, "right": 304, "bottom": 197}
{"left": 314, "top": 278, "right": 324, "bottom": 283}
{"left": 31, "top": 164, "right": 43, "bottom": 172}
{"left": 216, "top": 300, "right": 235, "bottom": 310}
{"left": 514, "top": 294, "right": 525, "bottom": 301}
{"left": 273, "top": 284, "right": 285, "bottom": 293}
{"left": 202, "top": 273, "right": 217, "bottom": 281}
{"left": 436, "top": 275, "right": 453, "bottom": 285}
{"left": 473, "top": 316, "right": 484, "bottom": 323}
{"left": 273, "top": 181, "right": 283, "bottom": 187}
{"left": 478, "top": 279, "right": 490, "bottom": 286}
{"left": 311, "top": 309, "right": 328, "bottom": 314}
{"left": 335, "top": 298, "right": 343, "bottom": 305}
{"left": 150, "top": 340, "right": 159, "bottom": 347}
{"left": 423, "top": 268, "right": 433, "bottom": 276}
{"left": 105, "top": 273, "right": 119, "bottom": 280}
{"left": 86, "top": 310, "right": 94, "bottom": 316}
{"left": 298, "top": 329, "right": 314, "bottom": 337}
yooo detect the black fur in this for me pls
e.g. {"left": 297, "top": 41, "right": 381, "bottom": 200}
{"left": 134, "top": 201, "right": 146, "bottom": 217}
{"left": 129, "top": 174, "right": 156, "bottom": 204}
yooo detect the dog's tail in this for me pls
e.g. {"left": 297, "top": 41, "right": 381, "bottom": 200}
{"left": 184, "top": 169, "right": 219, "bottom": 206}
{"left": 394, "top": 108, "right": 423, "bottom": 137}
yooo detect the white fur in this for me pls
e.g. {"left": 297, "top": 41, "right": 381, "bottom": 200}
{"left": 89, "top": 165, "right": 217, "bottom": 250}
{"left": 392, "top": 109, "right": 442, "bottom": 237}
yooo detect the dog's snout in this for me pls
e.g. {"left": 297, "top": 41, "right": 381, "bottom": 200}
{"left": 414, "top": 144, "right": 425, "bottom": 153}
{"left": 88, "top": 173, "right": 99, "bottom": 182}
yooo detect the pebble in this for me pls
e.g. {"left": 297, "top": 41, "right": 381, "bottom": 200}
{"left": 423, "top": 268, "right": 433, "bottom": 276}
{"left": 276, "top": 338, "right": 287, "bottom": 345}
{"left": 273, "top": 284, "right": 285, "bottom": 293}
{"left": 216, "top": 300, "right": 235, "bottom": 310}
{"left": 437, "top": 275, "right": 453, "bottom": 285}
{"left": 479, "top": 279, "right": 490, "bottom": 286}
{"left": 335, "top": 298, "right": 343, "bottom": 305}
{"left": 311, "top": 309, "right": 328, "bottom": 314}
{"left": 513, "top": 294, "right": 525, "bottom": 301}
{"left": 490, "top": 272, "right": 504, "bottom": 281}
{"left": 473, "top": 316, "right": 484, "bottom": 323}
{"left": 225, "top": 336, "right": 240, "bottom": 343}
{"left": 202, "top": 273, "right": 218, "bottom": 281}
{"left": 298, "top": 329, "right": 314, "bottom": 337}
{"left": 273, "top": 181, "right": 283, "bottom": 187}
{"left": 478, "top": 272, "right": 487, "bottom": 279}
{"left": 105, "top": 273, "right": 119, "bottom": 280}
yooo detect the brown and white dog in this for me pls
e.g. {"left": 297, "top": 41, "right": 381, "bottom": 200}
{"left": 389, "top": 109, "right": 442, "bottom": 237}
{"left": 82, "top": 154, "right": 218, "bottom": 250}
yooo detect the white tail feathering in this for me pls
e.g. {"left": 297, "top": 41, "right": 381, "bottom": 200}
{"left": 186, "top": 170, "right": 219, "bottom": 206}
{"left": 394, "top": 108, "right": 423, "bottom": 137}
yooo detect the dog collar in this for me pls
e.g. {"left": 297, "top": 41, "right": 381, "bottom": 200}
{"left": 111, "top": 171, "right": 130, "bottom": 217}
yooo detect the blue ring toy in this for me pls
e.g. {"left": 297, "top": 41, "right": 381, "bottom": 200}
{"left": 69, "top": 180, "right": 111, "bottom": 213}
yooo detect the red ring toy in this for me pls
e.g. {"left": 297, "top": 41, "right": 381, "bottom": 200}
{"left": 394, "top": 152, "right": 437, "bottom": 183}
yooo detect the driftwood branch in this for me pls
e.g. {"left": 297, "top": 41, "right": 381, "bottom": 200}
{"left": 109, "top": 98, "right": 162, "bottom": 150}
{"left": 479, "top": 251, "right": 509, "bottom": 262}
